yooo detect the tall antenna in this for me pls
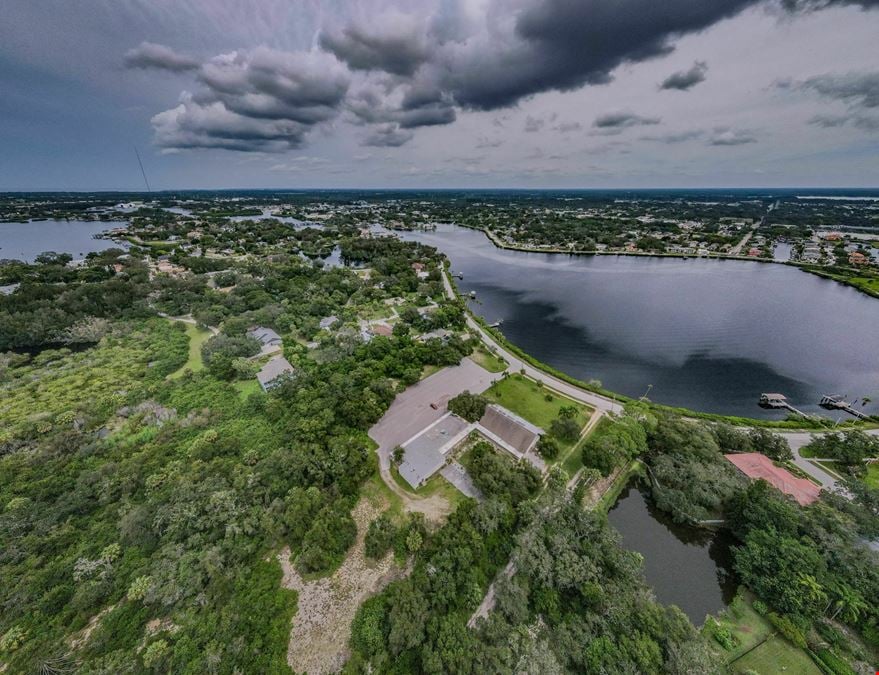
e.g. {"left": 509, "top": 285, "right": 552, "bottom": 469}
{"left": 134, "top": 146, "right": 151, "bottom": 192}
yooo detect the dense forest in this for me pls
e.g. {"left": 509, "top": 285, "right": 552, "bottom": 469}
{"left": 2, "top": 198, "right": 877, "bottom": 674}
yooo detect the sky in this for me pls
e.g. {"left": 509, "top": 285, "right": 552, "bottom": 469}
{"left": 2, "top": 0, "right": 879, "bottom": 190}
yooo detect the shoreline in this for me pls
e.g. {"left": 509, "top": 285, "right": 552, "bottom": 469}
{"left": 449, "top": 223, "right": 879, "bottom": 301}
{"left": 438, "top": 263, "right": 876, "bottom": 432}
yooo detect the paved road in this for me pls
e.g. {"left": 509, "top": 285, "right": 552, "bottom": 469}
{"left": 368, "top": 356, "right": 495, "bottom": 475}
{"left": 777, "top": 428, "right": 879, "bottom": 493}
{"left": 442, "top": 269, "right": 624, "bottom": 416}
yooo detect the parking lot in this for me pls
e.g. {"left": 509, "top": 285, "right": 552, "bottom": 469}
{"left": 368, "top": 357, "right": 495, "bottom": 469}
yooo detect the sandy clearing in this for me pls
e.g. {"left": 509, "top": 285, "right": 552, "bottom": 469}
{"left": 279, "top": 497, "right": 406, "bottom": 674}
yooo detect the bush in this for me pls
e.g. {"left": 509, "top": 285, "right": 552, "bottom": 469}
{"left": 748, "top": 427, "right": 793, "bottom": 461}
{"left": 813, "top": 649, "right": 856, "bottom": 675}
{"left": 536, "top": 435, "right": 559, "bottom": 459}
{"left": 752, "top": 599, "right": 768, "bottom": 616}
{"left": 550, "top": 416, "right": 581, "bottom": 442}
{"left": 705, "top": 618, "right": 739, "bottom": 651}
{"left": 365, "top": 513, "right": 397, "bottom": 559}
{"left": 351, "top": 595, "right": 388, "bottom": 657}
{"left": 768, "top": 612, "right": 808, "bottom": 649}
{"left": 297, "top": 500, "right": 357, "bottom": 573}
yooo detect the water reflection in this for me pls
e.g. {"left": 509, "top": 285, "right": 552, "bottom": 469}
{"left": 398, "top": 224, "right": 879, "bottom": 417}
{"left": 608, "top": 481, "right": 737, "bottom": 624}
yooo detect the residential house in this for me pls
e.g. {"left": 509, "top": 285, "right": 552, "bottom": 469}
{"left": 256, "top": 356, "right": 295, "bottom": 391}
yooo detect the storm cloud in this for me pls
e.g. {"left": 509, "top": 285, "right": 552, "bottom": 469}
{"left": 126, "top": 0, "right": 879, "bottom": 157}
{"left": 660, "top": 61, "right": 709, "bottom": 91}
{"left": 319, "top": 15, "right": 428, "bottom": 77}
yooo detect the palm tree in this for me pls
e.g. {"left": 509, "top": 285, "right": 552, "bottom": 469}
{"left": 797, "top": 573, "right": 827, "bottom": 612}
{"left": 830, "top": 584, "right": 867, "bottom": 623}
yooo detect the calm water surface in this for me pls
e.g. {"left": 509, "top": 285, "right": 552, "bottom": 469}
{"left": 0, "top": 221, "right": 127, "bottom": 262}
{"left": 400, "top": 225, "right": 879, "bottom": 417}
{"left": 608, "top": 481, "right": 737, "bottom": 624}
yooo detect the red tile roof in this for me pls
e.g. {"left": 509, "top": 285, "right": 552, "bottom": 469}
{"left": 725, "top": 452, "right": 820, "bottom": 506}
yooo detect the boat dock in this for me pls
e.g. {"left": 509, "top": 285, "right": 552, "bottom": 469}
{"left": 758, "top": 393, "right": 811, "bottom": 419}
{"left": 819, "top": 395, "right": 870, "bottom": 420}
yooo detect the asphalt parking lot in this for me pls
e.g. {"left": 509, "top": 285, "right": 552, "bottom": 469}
{"left": 368, "top": 357, "right": 495, "bottom": 467}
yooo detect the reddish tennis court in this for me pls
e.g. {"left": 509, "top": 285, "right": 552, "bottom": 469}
{"left": 725, "top": 452, "right": 821, "bottom": 506}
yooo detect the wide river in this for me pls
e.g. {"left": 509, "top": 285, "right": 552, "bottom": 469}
{"left": 400, "top": 224, "right": 879, "bottom": 418}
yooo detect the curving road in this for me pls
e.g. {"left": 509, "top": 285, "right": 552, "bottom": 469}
{"left": 441, "top": 268, "right": 624, "bottom": 416}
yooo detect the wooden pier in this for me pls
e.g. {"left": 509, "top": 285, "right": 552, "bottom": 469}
{"left": 819, "top": 395, "right": 870, "bottom": 420}
{"left": 758, "top": 393, "right": 811, "bottom": 419}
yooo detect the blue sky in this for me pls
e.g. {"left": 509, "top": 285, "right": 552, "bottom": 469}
{"left": 2, "top": 0, "right": 879, "bottom": 190}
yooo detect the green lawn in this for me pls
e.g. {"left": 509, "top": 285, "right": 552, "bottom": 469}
{"left": 232, "top": 379, "right": 261, "bottom": 398}
{"left": 469, "top": 346, "right": 507, "bottom": 373}
{"left": 709, "top": 593, "right": 774, "bottom": 661}
{"left": 168, "top": 322, "right": 212, "bottom": 379}
{"left": 814, "top": 459, "right": 845, "bottom": 480}
{"left": 420, "top": 363, "right": 442, "bottom": 380}
{"left": 866, "top": 463, "right": 879, "bottom": 489}
{"left": 732, "top": 636, "right": 822, "bottom": 675}
{"left": 561, "top": 414, "right": 605, "bottom": 478}
{"left": 709, "top": 593, "right": 823, "bottom": 675}
{"left": 483, "top": 374, "right": 591, "bottom": 450}
{"left": 390, "top": 463, "right": 467, "bottom": 508}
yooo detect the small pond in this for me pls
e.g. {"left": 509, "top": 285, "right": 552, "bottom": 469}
{"left": 607, "top": 479, "right": 738, "bottom": 624}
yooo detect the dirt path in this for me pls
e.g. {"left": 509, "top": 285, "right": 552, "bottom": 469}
{"left": 278, "top": 497, "right": 406, "bottom": 675}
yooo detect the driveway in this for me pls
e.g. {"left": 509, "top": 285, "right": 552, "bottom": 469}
{"left": 369, "top": 356, "right": 496, "bottom": 472}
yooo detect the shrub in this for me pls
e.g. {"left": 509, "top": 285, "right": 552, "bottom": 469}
{"left": 814, "top": 649, "right": 856, "bottom": 675}
{"left": 752, "top": 599, "right": 768, "bottom": 616}
{"left": 550, "top": 416, "right": 581, "bottom": 442}
{"left": 0, "top": 625, "right": 28, "bottom": 653}
{"left": 365, "top": 513, "right": 396, "bottom": 559}
{"left": 705, "top": 618, "right": 739, "bottom": 651}
{"left": 536, "top": 435, "right": 559, "bottom": 459}
{"left": 351, "top": 595, "right": 388, "bottom": 657}
{"left": 768, "top": 612, "right": 807, "bottom": 649}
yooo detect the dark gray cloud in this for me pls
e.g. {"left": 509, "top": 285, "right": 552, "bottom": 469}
{"left": 319, "top": 18, "right": 428, "bottom": 76}
{"left": 135, "top": 0, "right": 879, "bottom": 155}
{"left": 554, "top": 121, "right": 582, "bottom": 132}
{"left": 780, "top": 0, "right": 879, "bottom": 10}
{"left": 798, "top": 71, "right": 879, "bottom": 108}
{"left": 524, "top": 115, "right": 545, "bottom": 132}
{"left": 151, "top": 97, "right": 311, "bottom": 151}
{"left": 809, "top": 113, "right": 879, "bottom": 130}
{"left": 642, "top": 130, "right": 704, "bottom": 142}
{"left": 593, "top": 111, "right": 661, "bottom": 131}
{"left": 124, "top": 42, "right": 199, "bottom": 72}
{"left": 363, "top": 124, "right": 414, "bottom": 147}
{"left": 660, "top": 61, "right": 708, "bottom": 90}
{"left": 441, "top": 0, "right": 755, "bottom": 110}
{"left": 347, "top": 85, "right": 456, "bottom": 129}
{"left": 708, "top": 127, "right": 756, "bottom": 145}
